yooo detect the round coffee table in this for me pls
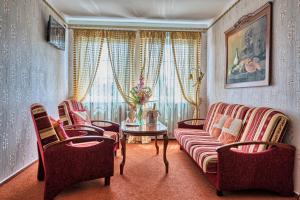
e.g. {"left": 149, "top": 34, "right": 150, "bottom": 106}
{"left": 120, "top": 121, "right": 169, "bottom": 175}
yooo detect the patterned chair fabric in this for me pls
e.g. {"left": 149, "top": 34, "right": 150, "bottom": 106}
{"left": 30, "top": 103, "right": 115, "bottom": 200}
{"left": 58, "top": 99, "right": 120, "bottom": 149}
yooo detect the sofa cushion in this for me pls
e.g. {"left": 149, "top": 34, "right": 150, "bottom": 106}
{"left": 238, "top": 107, "right": 288, "bottom": 153}
{"left": 174, "top": 129, "right": 210, "bottom": 145}
{"left": 210, "top": 113, "right": 228, "bottom": 138}
{"left": 190, "top": 145, "right": 220, "bottom": 173}
{"left": 218, "top": 117, "right": 243, "bottom": 144}
{"left": 183, "top": 135, "right": 222, "bottom": 152}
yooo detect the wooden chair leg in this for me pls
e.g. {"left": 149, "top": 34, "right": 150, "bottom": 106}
{"left": 104, "top": 177, "right": 110, "bottom": 186}
{"left": 37, "top": 144, "right": 44, "bottom": 181}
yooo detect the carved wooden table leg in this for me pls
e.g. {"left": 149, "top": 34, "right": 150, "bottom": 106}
{"left": 155, "top": 135, "right": 159, "bottom": 155}
{"left": 163, "top": 134, "right": 169, "bottom": 174}
{"left": 120, "top": 134, "right": 127, "bottom": 175}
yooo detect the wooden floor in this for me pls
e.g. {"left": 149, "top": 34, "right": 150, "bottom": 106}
{"left": 0, "top": 140, "right": 297, "bottom": 200}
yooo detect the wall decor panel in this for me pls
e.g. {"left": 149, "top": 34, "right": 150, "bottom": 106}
{"left": 0, "top": 0, "right": 68, "bottom": 183}
{"left": 207, "top": 0, "right": 300, "bottom": 193}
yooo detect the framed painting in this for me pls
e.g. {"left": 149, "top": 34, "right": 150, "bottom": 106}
{"left": 225, "top": 2, "right": 272, "bottom": 88}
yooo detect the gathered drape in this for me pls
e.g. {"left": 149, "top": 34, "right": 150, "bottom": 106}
{"left": 73, "top": 29, "right": 105, "bottom": 101}
{"left": 106, "top": 31, "right": 137, "bottom": 107}
{"left": 170, "top": 32, "right": 203, "bottom": 120}
{"left": 127, "top": 31, "right": 166, "bottom": 144}
{"left": 139, "top": 31, "right": 166, "bottom": 91}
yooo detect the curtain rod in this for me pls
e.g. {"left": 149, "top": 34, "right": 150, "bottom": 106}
{"left": 68, "top": 24, "right": 207, "bottom": 32}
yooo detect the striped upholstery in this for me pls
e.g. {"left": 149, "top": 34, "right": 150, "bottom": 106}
{"left": 238, "top": 107, "right": 288, "bottom": 153}
{"left": 204, "top": 102, "right": 228, "bottom": 132}
{"left": 58, "top": 99, "right": 119, "bottom": 141}
{"left": 58, "top": 99, "right": 85, "bottom": 126}
{"left": 175, "top": 103, "right": 288, "bottom": 174}
{"left": 190, "top": 145, "right": 220, "bottom": 173}
{"left": 31, "top": 104, "right": 60, "bottom": 148}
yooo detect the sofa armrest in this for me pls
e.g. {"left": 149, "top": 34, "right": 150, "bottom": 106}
{"left": 91, "top": 120, "right": 120, "bottom": 132}
{"left": 177, "top": 118, "right": 205, "bottom": 129}
{"left": 216, "top": 141, "right": 295, "bottom": 196}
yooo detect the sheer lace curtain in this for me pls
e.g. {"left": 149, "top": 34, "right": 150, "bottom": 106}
{"left": 150, "top": 33, "right": 194, "bottom": 138}
{"left": 83, "top": 31, "right": 136, "bottom": 122}
{"left": 171, "top": 32, "right": 203, "bottom": 121}
{"left": 71, "top": 30, "right": 202, "bottom": 138}
{"left": 72, "top": 30, "right": 105, "bottom": 101}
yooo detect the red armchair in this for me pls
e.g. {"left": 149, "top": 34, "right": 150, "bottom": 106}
{"left": 31, "top": 104, "right": 114, "bottom": 200}
{"left": 58, "top": 99, "right": 120, "bottom": 154}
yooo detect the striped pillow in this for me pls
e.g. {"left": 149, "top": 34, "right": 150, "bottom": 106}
{"left": 31, "top": 104, "right": 60, "bottom": 148}
{"left": 218, "top": 117, "right": 243, "bottom": 144}
{"left": 210, "top": 114, "right": 228, "bottom": 138}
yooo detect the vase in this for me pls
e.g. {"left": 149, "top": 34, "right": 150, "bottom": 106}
{"left": 136, "top": 104, "right": 144, "bottom": 125}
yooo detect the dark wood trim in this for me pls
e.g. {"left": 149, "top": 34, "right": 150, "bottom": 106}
{"left": 216, "top": 141, "right": 295, "bottom": 153}
{"left": 225, "top": 2, "right": 272, "bottom": 88}
{"left": 0, "top": 160, "right": 38, "bottom": 185}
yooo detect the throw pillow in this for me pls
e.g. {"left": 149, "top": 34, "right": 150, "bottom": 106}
{"left": 210, "top": 113, "right": 228, "bottom": 138}
{"left": 49, "top": 117, "right": 68, "bottom": 140}
{"left": 218, "top": 117, "right": 243, "bottom": 144}
{"left": 70, "top": 110, "right": 91, "bottom": 125}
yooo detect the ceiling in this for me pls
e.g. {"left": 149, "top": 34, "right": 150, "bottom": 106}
{"left": 47, "top": 0, "right": 236, "bottom": 28}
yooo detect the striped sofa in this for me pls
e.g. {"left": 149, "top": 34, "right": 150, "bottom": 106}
{"left": 174, "top": 102, "right": 295, "bottom": 196}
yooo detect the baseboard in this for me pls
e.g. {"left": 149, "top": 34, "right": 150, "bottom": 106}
{"left": 0, "top": 159, "right": 38, "bottom": 185}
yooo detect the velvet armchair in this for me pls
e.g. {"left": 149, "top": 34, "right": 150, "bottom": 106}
{"left": 31, "top": 104, "right": 114, "bottom": 200}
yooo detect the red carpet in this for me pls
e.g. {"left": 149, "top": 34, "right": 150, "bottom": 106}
{"left": 0, "top": 140, "right": 295, "bottom": 200}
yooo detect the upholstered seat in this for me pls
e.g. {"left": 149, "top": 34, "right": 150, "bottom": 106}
{"left": 58, "top": 99, "right": 120, "bottom": 154}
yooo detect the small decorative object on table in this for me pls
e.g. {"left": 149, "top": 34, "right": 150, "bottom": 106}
{"left": 147, "top": 103, "right": 159, "bottom": 124}
{"left": 128, "top": 75, "right": 152, "bottom": 125}
{"left": 127, "top": 75, "right": 152, "bottom": 144}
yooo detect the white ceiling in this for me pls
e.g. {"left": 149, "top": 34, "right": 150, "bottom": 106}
{"left": 47, "top": 0, "right": 236, "bottom": 28}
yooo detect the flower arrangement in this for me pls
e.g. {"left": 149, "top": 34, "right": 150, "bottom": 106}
{"left": 128, "top": 76, "right": 152, "bottom": 124}
{"left": 128, "top": 76, "right": 152, "bottom": 106}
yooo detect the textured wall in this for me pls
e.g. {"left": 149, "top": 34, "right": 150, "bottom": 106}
{"left": 0, "top": 0, "right": 68, "bottom": 183}
{"left": 207, "top": 0, "right": 300, "bottom": 193}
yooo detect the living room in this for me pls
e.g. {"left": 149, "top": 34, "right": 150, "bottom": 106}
{"left": 0, "top": 0, "right": 299, "bottom": 199}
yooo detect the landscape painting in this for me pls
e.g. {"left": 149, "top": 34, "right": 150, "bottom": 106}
{"left": 225, "top": 3, "right": 271, "bottom": 88}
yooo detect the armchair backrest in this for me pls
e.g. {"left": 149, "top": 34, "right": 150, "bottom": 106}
{"left": 30, "top": 104, "right": 60, "bottom": 151}
{"left": 58, "top": 99, "right": 85, "bottom": 126}
{"left": 238, "top": 107, "right": 288, "bottom": 153}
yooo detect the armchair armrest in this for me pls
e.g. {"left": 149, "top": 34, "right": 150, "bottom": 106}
{"left": 43, "top": 136, "right": 115, "bottom": 184}
{"left": 91, "top": 120, "right": 120, "bottom": 132}
{"left": 64, "top": 124, "right": 105, "bottom": 137}
{"left": 177, "top": 118, "right": 206, "bottom": 129}
{"left": 216, "top": 141, "right": 295, "bottom": 196}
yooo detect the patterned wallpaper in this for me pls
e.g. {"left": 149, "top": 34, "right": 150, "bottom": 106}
{"left": 207, "top": 0, "right": 300, "bottom": 193}
{"left": 0, "top": 0, "right": 68, "bottom": 183}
